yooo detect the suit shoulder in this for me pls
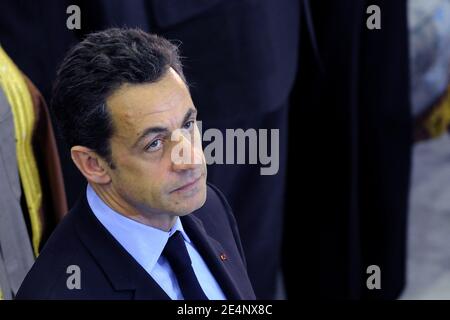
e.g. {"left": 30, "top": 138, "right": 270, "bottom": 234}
{"left": 197, "top": 183, "right": 245, "bottom": 251}
{"left": 196, "top": 183, "right": 236, "bottom": 228}
{"left": 15, "top": 208, "right": 90, "bottom": 299}
{"left": 205, "top": 182, "right": 234, "bottom": 216}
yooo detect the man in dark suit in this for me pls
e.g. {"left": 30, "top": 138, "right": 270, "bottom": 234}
{"left": 16, "top": 28, "right": 255, "bottom": 300}
{"left": 0, "top": 0, "right": 300, "bottom": 299}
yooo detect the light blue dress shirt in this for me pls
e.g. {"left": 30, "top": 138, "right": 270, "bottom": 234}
{"left": 86, "top": 184, "right": 226, "bottom": 300}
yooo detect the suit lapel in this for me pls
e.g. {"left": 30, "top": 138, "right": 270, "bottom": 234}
{"left": 181, "top": 214, "right": 244, "bottom": 300}
{"left": 73, "top": 192, "right": 247, "bottom": 300}
{"left": 74, "top": 194, "right": 170, "bottom": 300}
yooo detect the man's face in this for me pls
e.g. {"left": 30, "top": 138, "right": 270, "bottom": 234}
{"left": 105, "top": 68, "right": 207, "bottom": 217}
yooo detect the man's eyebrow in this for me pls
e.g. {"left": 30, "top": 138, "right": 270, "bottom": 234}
{"left": 133, "top": 107, "right": 197, "bottom": 147}
{"left": 182, "top": 108, "right": 197, "bottom": 125}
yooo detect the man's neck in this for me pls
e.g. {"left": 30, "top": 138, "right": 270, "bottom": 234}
{"left": 89, "top": 184, "right": 177, "bottom": 232}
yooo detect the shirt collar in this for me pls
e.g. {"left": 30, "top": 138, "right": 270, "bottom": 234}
{"left": 86, "top": 184, "right": 191, "bottom": 273}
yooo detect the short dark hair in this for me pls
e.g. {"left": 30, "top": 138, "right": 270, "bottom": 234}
{"left": 52, "top": 28, "right": 185, "bottom": 166}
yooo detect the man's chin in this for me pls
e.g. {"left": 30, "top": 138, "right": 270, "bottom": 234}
{"left": 170, "top": 184, "right": 207, "bottom": 216}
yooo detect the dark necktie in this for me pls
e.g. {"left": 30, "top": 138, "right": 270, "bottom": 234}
{"left": 162, "top": 230, "right": 208, "bottom": 300}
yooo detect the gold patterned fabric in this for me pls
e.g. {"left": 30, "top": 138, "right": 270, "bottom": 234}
{"left": 0, "top": 46, "right": 43, "bottom": 257}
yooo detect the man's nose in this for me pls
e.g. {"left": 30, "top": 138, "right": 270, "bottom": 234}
{"left": 171, "top": 132, "right": 203, "bottom": 172}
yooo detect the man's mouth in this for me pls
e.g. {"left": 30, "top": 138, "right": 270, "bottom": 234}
{"left": 171, "top": 175, "right": 203, "bottom": 193}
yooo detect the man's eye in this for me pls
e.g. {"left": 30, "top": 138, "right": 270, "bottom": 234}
{"left": 145, "top": 139, "right": 163, "bottom": 152}
{"left": 183, "top": 120, "right": 195, "bottom": 130}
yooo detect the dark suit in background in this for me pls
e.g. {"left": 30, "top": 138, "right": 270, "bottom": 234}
{"left": 290, "top": 0, "right": 412, "bottom": 299}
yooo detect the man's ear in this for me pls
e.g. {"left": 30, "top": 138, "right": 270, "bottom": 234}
{"left": 71, "top": 146, "right": 112, "bottom": 184}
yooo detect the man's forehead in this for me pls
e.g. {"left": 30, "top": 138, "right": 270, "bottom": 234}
{"left": 107, "top": 71, "right": 192, "bottom": 130}
{"left": 109, "top": 72, "right": 188, "bottom": 110}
